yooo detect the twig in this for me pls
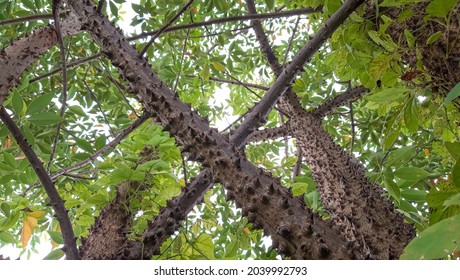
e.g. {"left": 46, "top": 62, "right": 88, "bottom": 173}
{"left": 197, "top": 75, "right": 270, "bottom": 91}
{"left": 0, "top": 107, "right": 80, "bottom": 260}
{"left": 30, "top": 53, "right": 103, "bottom": 84}
{"left": 0, "top": 14, "right": 54, "bottom": 26}
{"left": 349, "top": 101, "right": 355, "bottom": 154}
{"left": 129, "top": 7, "right": 321, "bottom": 41}
{"left": 47, "top": 0, "right": 68, "bottom": 172}
{"left": 82, "top": 73, "right": 115, "bottom": 137}
{"left": 174, "top": 29, "right": 190, "bottom": 92}
{"left": 282, "top": 16, "right": 301, "bottom": 66}
{"left": 139, "top": 0, "right": 195, "bottom": 57}
{"left": 292, "top": 146, "right": 302, "bottom": 183}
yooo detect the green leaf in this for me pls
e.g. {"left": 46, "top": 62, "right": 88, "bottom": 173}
{"left": 75, "top": 138, "right": 94, "bottom": 154}
{"left": 425, "top": 0, "right": 459, "bottom": 18}
{"left": 22, "top": 0, "right": 35, "bottom": 10}
{"left": 27, "top": 112, "right": 64, "bottom": 126}
{"left": 366, "top": 88, "right": 408, "bottom": 103}
{"left": 87, "top": 194, "right": 109, "bottom": 205}
{"left": 264, "top": 0, "right": 274, "bottom": 10}
{"left": 401, "top": 214, "right": 460, "bottom": 259}
{"left": 443, "top": 193, "right": 460, "bottom": 208}
{"left": 394, "top": 167, "right": 430, "bottom": 181}
{"left": 95, "top": 135, "right": 106, "bottom": 150}
{"left": 48, "top": 231, "right": 63, "bottom": 244}
{"left": 444, "top": 82, "right": 460, "bottom": 105}
{"left": 12, "top": 91, "right": 24, "bottom": 115}
{"left": 453, "top": 161, "right": 460, "bottom": 189}
{"left": 0, "top": 231, "right": 16, "bottom": 243}
{"left": 386, "top": 146, "right": 416, "bottom": 166}
{"left": 43, "top": 249, "right": 65, "bottom": 260}
{"left": 384, "top": 178, "right": 401, "bottom": 202}
{"left": 404, "top": 96, "right": 418, "bottom": 133}
{"left": 445, "top": 142, "right": 460, "bottom": 160}
{"left": 199, "top": 63, "right": 210, "bottom": 80}
{"left": 26, "top": 93, "right": 54, "bottom": 115}
{"left": 109, "top": 0, "right": 118, "bottom": 17}
{"left": 367, "top": 30, "right": 397, "bottom": 52}
{"left": 291, "top": 182, "right": 309, "bottom": 196}
{"left": 426, "top": 31, "right": 442, "bottom": 45}
{"left": 194, "top": 233, "right": 215, "bottom": 259}
{"left": 212, "top": 61, "right": 226, "bottom": 72}
{"left": 401, "top": 189, "right": 427, "bottom": 202}
{"left": 404, "top": 29, "right": 415, "bottom": 48}
{"left": 324, "top": 0, "right": 341, "bottom": 14}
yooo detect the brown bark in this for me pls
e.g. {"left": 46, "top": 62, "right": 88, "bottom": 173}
{"left": 245, "top": 0, "right": 414, "bottom": 259}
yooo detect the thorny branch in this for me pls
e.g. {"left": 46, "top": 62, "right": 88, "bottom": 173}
{"left": 0, "top": 107, "right": 80, "bottom": 260}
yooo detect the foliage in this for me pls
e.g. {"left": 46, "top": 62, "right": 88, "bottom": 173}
{"left": 0, "top": 0, "right": 459, "bottom": 259}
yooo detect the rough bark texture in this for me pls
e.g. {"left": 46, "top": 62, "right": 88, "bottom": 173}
{"left": 81, "top": 182, "right": 133, "bottom": 259}
{"left": 0, "top": 15, "right": 81, "bottom": 105}
{"left": 246, "top": 0, "right": 414, "bottom": 259}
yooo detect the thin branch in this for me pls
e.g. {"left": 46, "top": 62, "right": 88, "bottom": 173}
{"left": 82, "top": 72, "right": 116, "bottom": 137}
{"left": 174, "top": 29, "right": 190, "bottom": 92}
{"left": 30, "top": 53, "right": 103, "bottom": 84}
{"left": 282, "top": 16, "right": 301, "bottom": 66}
{"left": 0, "top": 107, "right": 80, "bottom": 260}
{"left": 128, "top": 7, "right": 321, "bottom": 41}
{"left": 139, "top": 0, "right": 195, "bottom": 56}
{"left": 47, "top": 0, "right": 68, "bottom": 172}
{"left": 203, "top": 76, "right": 270, "bottom": 91}
{"left": 248, "top": 123, "right": 291, "bottom": 142}
{"left": 0, "top": 14, "right": 54, "bottom": 26}
{"left": 292, "top": 146, "right": 302, "bottom": 183}
{"left": 50, "top": 112, "right": 151, "bottom": 181}
{"left": 312, "top": 85, "right": 369, "bottom": 117}
{"left": 349, "top": 101, "right": 355, "bottom": 154}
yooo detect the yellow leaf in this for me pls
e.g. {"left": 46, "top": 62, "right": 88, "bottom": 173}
{"left": 14, "top": 154, "right": 26, "bottom": 160}
{"left": 243, "top": 227, "right": 250, "bottom": 235}
{"left": 178, "top": 179, "right": 185, "bottom": 186}
{"left": 77, "top": 47, "right": 84, "bottom": 54}
{"left": 128, "top": 112, "right": 137, "bottom": 119}
{"left": 344, "top": 135, "right": 351, "bottom": 141}
{"left": 4, "top": 136, "right": 12, "bottom": 148}
{"left": 27, "top": 216, "right": 38, "bottom": 228}
{"left": 21, "top": 220, "right": 32, "bottom": 248}
{"left": 28, "top": 210, "right": 45, "bottom": 218}
{"left": 212, "top": 61, "right": 226, "bottom": 72}
{"left": 424, "top": 148, "right": 430, "bottom": 157}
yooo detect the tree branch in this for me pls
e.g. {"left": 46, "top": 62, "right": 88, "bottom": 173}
{"left": 0, "top": 14, "right": 54, "bottom": 26}
{"left": 311, "top": 85, "right": 369, "bottom": 117}
{"left": 139, "top": 0, "right": 195, "bottom": 56}
{"left": 0, "top": 107, "right": 80, "bottom": 260}
{"left": 248, "top": 124, "right": 291, "bottom": 142}
{"left": 0, "top": 15, "right": 82, "bottom": 106}
{"left": 128, "top": 7, "right": 321, "bottom": 41}
{"left": 47, "top": 0, "right": 68, "bottom": 172}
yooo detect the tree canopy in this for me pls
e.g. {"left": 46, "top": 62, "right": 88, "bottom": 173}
{"left": 0, "top": 0, "right": 459, "bottom": 260}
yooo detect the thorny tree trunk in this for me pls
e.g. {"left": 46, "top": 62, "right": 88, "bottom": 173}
{"left": 245, "top": 0, "right": 414, "bottom": 259}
